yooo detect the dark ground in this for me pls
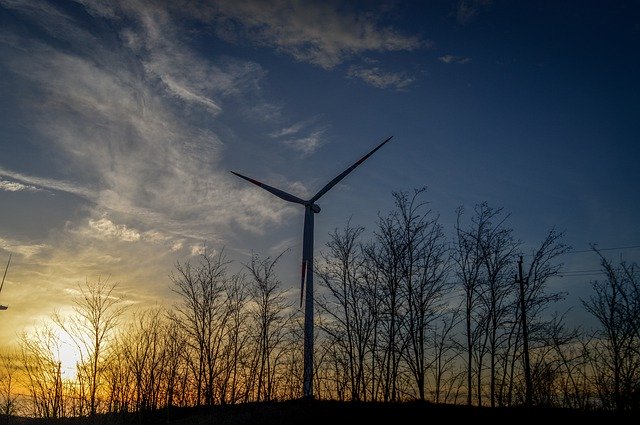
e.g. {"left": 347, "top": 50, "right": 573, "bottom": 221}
{"left": 3, "top": 399, "right": 638, "bottom": 425}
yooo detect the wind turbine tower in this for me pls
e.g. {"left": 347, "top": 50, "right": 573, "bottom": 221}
{"left": 231, "top": 135, "right": 393, "bottom": 398}
{"left": 0, "top": 253, "right": 11, "bottom": 311}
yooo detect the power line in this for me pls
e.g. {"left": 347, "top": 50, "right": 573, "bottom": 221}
{"left": 562, "top": 244, "right": 640, "bottom": 255}
{"left": 522, "top": 244, "right": 640, "bottom": 259}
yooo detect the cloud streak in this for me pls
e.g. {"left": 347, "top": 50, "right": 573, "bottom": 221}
{"left": 205, "top": 0, "right": 423, "bottom": 69}
{"left": 0, "top": 167, "right": 94, "bottom": 199}
{"left": 439, "top": 54, "right": 471, "bottom": 64}
{"left": 0, "top": 178, "right": 40, "bottom": 192}
{"left": 455, "top": 0, "right": 492, "bottom": 25}
{"left": 0, "top": 237, "right": 46, "bottom": 258}
{"left": 271, "top": 119, "right": 327, "bottom": 156}
{"left": 347, "top": 65, "right": 415, "bottom": 90}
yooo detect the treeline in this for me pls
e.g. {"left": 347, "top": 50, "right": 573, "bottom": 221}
{"left": 0, "top": 188, "right": 638, "bottom": 418}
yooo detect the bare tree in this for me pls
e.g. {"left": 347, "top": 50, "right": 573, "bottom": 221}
{"left": 0, "top": 349, "right": 20, "bottom": 416}
{"left": 453, "top": 204, "right": 489, "bottom": 406}
{"left": 317, "top": 219, "right": 374, "bottom": 401}
{"left": 162, "top": 314, "right": 190, "bottom": 409}
{"left": 54, "top": 276, "right": 126, "bottom": 417}
{"left": 170, "top": 249, "right": 235, "bottom": 406}
{"left": 582, "top": 247, "right": 639, "bottom": 411}
{"left": 453, "top": 202, "right": 523, "bottom": 406}
{"left": 430, "top": 308, "right": 463, "bottom": 403}
{"left": 245, "top": 251, "right": 293, "bottom": 401}
{"left": 475, "top": 204, "right": 519, "bottom": 408}
{"left": 364, "top": 195, "right": 408, "bottom": 402}
{"left": 102, "top": 331, "right": 133, "bottom": 414}
{"left": 120, "top": 307, "right": 167, "bottom": 412}
{"left": 361, "top": 241, "right": 385, "bottom": 401}
{"left": 504, "top": 228, "right": 571, "bottom": 405}
{"left": 216, "top": 272, "right": 250, "bottom": 404}
{"left": 19, "top": 324, "right": 65, "bottom": 418}
{"left": 391, "top": 188, "right": 451, "bottom": 401}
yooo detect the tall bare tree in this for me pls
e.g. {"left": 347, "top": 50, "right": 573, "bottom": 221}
{"left": 476, "top": 204, "right": 519, "bottom": 407}
{"left": 0, "top": 349, "right": 20, "bottom": 416}
{"left": 504, "top": 228, "right": 570, "bottom": 405}
{"left": 582, "top": 247, "right": 639, "bottom": 411}
{"left": 245, "top": 251, "right": 292, "bottom": 401}
{"left": 364, "top": 195, "right": 408, "bottom": 402}
{"left": 216, "top": 272, "right": 250, "bottom": 404}
{"left": 19, "top": 324, "right": 65, "bottom": 418}
{"left": 54, "top": 276, "right": 126, "bottom": 417}
{"left": 454, "top": 202, "right": 521, "bottom": 406}
{"left": 453, "top": 204, "right": 489, "bottom": 406}
{"left": 317, "top": 220, "right": 374, "bottom": 401}
{"left": 170, "top": 249, "right": 235, "bottom": 406}
{"left": 391, "top": 188, "right": 451, "bottom": 401}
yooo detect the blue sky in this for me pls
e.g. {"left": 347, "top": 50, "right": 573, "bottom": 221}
{"left": 0, "top": 0, "right": 639, "bottom": 346}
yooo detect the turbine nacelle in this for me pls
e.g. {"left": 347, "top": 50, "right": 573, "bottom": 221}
{"left": 308, "top": 203, "right": 321, "bottom": 213}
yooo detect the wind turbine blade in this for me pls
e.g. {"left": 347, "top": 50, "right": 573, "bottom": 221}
{"left": 310, "top": 136, "right": 393, "bottom": 203}
{"left": 230, "top": 171, "right": 307, "bottom": 205}
{"left": 0, "top": 253, "right": 11, "bottom": 295}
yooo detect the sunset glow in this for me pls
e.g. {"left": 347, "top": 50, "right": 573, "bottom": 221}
{"left": 51, "top": 324, "right": 82, "bottom": 381}
{"left": 0, "top": 0, "right": 639, "bottom": 417}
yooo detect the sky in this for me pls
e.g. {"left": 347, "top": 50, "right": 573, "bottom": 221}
{"left": 1, "top": 0, "right": 639, "bottom": 356}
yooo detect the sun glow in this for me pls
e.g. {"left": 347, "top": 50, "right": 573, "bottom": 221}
{"left": 51, "top": 324, "right": 82, "bottom": 380}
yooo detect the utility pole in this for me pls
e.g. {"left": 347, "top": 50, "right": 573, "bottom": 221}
{"left": 516, "top": 255, "right": 532, "bottom": 405}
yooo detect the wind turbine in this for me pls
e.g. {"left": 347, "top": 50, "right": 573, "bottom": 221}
{"left": 231, "top": 135, "right": 393, "bottom": 398}
{"left": 0, "top": 253, "right": 11, "bottom": 311}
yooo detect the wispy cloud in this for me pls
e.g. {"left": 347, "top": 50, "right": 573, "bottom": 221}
{"left": 0, "top": 0, "right": 292, "bottom": 240}
{"left": 455, "top": 0, "right": 492, "bottom": 25}
{"left": 270, "top": 118, "right": 327, "bottom": 156}
{"left": 270, "top": 122, "right": 307, "bottom": 139}
{"left": 88, "top": 218, "right": 141, "bottom": 242}
{"left": 0, "top": 178, "right": 40, "bottom": 192}
{"left": 280, "top": 130, "right": 326, "bottom": 157}
{"left": 347, "top": 66, "right": 415, "bottom": 90}
{"left": 196, "top": 0, "right": 423, "bottom": 70}
{"left": 0, "top": 167, "right": 94, "bottom": 199}
{"left": 439, "top": 54, "right": 471, "bottom": 64}
{"left": 0, "top": 236, "right": 46, "bottom": 258}
{"left": 0, "top": 0, "right": 328, "bottom": 346}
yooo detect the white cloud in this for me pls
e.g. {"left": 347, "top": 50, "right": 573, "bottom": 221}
{"left": 439, "top": 54, "right": 471, "bottom": 64}
{"left": 347, "top": 66, "right": 415, "bottom": 90}
{"left": 191, "top": 244, "right": 206, "bottom": 256}
{"left": 280, "top": 130, "right": 325, "bottom": 156}
{"left": 0, "top": 167, "right": 93, "bottom": 199}
{"left": 88, "top": 218, "right": 141, "bottom": 242}
{"left": 161, "top": 75, "right": 222, "bottom": 114}
{"left": 270, "top": 119, "right": 327, "bottom": 156}
{"left": 197, "top": 0, "right": 424, "bottom": 69}
{"left": 268, "top": 237, "right": 297, "bottom": 256}
{"left": 455, "top": 0, "right": 493, "bottom": 25}
{"left": 0, "top": 237, "right": 46, "bottom": 258}
{"left": 270, "top": 122, "right": 307, "bottom": 139}
{"left": 0, "top": 178, "right": 40, "bottom": 192}
{"left": 0, "top": 1, "right": 292, "bottom": 242}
